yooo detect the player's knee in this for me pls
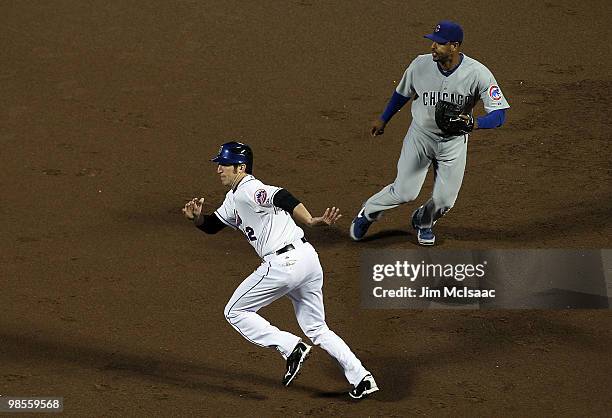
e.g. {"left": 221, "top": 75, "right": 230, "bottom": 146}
{"left": 394, "top": 185, "right": 419, "bottom": 203}
{"left": 223, "top": 303, "right": 239, "bottom": 322}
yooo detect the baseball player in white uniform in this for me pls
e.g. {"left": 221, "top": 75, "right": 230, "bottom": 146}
{"left": 183, "top": 141, "right": 378, "bottom": 399}
{"left": 350, "top": 20, "right": 510, "bottom": 245}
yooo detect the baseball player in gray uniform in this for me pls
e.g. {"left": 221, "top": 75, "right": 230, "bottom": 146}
{"left": 350, "top": 20, "right": 510, "bottom": 245}
{"left": 183, "top": 141, "right": 378, "bottom": 399}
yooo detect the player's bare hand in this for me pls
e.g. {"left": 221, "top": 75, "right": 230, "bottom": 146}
{"left": 370, "top": 119, "right": 387, "bottom": 137}
{"left": 311, "top": 207, "right": 342, "bottom": 226}
{"left": 182, "top": 197, "right": 204, "bottom": 220}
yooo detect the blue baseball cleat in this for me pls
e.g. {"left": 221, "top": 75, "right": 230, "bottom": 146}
{"left": 417, "top": 228, "right": 435, "bottom": 246}
{"left": 350, "top": 208, "right": 373, "bottom": 241}
{"left": 411, "top": 207, "right": 435, "bottom": 246}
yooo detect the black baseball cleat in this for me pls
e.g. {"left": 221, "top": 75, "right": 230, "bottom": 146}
{"left": 282, "top": 342, "right": 312, "bottom": 387}
{"left": 349, "top": 374, "right": 379, "bottom": 399}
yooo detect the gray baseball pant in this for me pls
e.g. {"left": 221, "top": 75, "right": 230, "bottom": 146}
{"left": 363, "top": 123, "right": 468, "bottom": 228}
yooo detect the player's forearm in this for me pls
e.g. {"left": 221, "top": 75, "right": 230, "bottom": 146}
{"left": 194, "top": 213, "right": 226, "bottom": 234}
{"left": 291, "top": 203, "right": 316, "bottom": 227}
{"left": 476, "top": 109, "right": 506, "bottom": 129}
{"left": 380, "top": 90, "right": 410, "bottom": 123}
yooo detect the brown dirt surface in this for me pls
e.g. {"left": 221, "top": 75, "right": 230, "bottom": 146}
{"left": 1, "top": 0, "right": 610, "bottom": 416}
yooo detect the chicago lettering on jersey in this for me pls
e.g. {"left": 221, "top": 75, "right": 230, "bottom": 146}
{"left": 422, "top": 92, "right": 475, "bottom": 107}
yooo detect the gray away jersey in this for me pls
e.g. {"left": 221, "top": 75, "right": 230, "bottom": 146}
{"left": 215, "top": 175, "right": 304, "bottom": 258}
{"left": 396, "top": 53, "right": 510, "bottom": 135}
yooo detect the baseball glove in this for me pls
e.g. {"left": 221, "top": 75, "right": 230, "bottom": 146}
{"left": 434, "top": 100, "right": 474, "bottom": 136}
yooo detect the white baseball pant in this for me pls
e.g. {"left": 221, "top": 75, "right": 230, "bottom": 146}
{"left": 223, "top": 241, "right": 369, "bottom": 386}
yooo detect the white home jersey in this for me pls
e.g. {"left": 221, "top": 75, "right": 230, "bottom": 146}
{"left": 214, "top": 175, "right": 304, "bottom": 258}
{"left": 396, "top": 53, "right": 510, "bottom": 136}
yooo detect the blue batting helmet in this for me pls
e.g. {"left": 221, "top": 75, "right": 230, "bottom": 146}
{"left": 211, "top": 141, "right": 253, "bottom": 174}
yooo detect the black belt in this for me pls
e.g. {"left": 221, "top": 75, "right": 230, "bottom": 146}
{"left": 275, "top": 237, "right": 307, "bottom": 256}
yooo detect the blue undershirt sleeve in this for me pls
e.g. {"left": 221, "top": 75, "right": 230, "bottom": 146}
{"left": 476, "top": 109, "right": 506, "bottom": 129}
{"left": 380, "top": 91, "right": 410, "bottom": 123}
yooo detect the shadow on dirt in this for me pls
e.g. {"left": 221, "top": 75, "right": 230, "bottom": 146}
{"left": 2, "top": 312, "right": 608, "bottom": 403}
{"left": 0, "top": 331, "right": 330, "bottom": 401}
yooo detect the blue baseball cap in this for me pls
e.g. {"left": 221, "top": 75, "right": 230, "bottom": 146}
{"left": 424, "top": 20, "right": 464, "bottom": 44}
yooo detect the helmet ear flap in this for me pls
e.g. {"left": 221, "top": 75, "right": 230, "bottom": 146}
{"left": 237, "top": 144, "right": 253, "bottom": 174}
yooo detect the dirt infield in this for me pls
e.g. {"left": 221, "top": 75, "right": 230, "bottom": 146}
{"left": 1, "top": 1, "right": 610, "bottom": 416}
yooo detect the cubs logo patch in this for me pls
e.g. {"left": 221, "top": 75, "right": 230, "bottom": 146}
{"left": 489, "top": 85, "right": 502, "bottom": 101}
{"left": 254, "top": 189, "right": 267, "bottom": 205}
